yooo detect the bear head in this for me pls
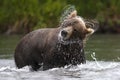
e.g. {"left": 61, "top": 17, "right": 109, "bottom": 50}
{"left": 58, "top": 10, "right": 99, "bottom": 44}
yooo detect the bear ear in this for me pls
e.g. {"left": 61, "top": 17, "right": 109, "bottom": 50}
{"left": 67, "top": 10, "right": 77, "bottom": 19}
{"left": 85, "top": 20, "right": 99, "bottom": 34}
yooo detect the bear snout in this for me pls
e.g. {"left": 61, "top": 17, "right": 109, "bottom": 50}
{"left": 58, "top": 26, "right": 73, "bottom": 41}
{"left": 61, "top": 30, "right": 68, "bottom": 38}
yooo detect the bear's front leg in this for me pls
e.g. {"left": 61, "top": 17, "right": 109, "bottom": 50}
{"left": 43, "top": 60, "right": 55, "bottom": 70}
{"left": 42, "top": 55, "right": 55, "bottom": 70}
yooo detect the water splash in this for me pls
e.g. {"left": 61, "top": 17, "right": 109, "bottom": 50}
{"left": 91, "top": 52, "right": 119, "bottom": 70}
{"left": 0, "top": 59, "right": 120, "bottom": 80}
{"left": 0, "top": 66, "right": 30, "bottom": 72}
{"left": 60, "top": 5, "right": 76, "bottom": 23}
{"left": 91, "top": 52, "right": 104, "bottom": 68}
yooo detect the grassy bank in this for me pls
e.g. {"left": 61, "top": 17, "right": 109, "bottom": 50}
{"left": 0, "top": 0, "right": 120, "bottom": 34}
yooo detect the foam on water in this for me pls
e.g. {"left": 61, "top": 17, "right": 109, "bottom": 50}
{"left": 0, "top": 59, "right": 120, "bottom": 80}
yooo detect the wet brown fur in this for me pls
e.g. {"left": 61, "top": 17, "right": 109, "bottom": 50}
{"left": 14, "top": 11, "right": 98, "bottom": 71}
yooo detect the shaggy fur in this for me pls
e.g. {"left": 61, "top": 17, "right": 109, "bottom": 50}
{"left": 14, "top": 10, "right": 98, "bottom": 71}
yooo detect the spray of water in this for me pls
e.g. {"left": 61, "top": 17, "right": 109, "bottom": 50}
{"left": 91, "top": 52, "right": 104, "bottom": 68}
{"left": 91, "top": 52, "right": 119, "bottom": 69}
{"left": 60, "top": 5, "right": 76, "bottom": 23}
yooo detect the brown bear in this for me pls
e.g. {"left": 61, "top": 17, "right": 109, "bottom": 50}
{"left": 14, "top": 10, "right": 98, "bottom": 71}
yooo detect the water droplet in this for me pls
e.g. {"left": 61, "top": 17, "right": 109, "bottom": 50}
{"left": 60, "top": 5, "right": 76, "bottom": 23}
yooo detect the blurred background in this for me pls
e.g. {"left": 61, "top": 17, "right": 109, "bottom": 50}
{"left": 0, "top": 0, "right": 120, "bottom": 61}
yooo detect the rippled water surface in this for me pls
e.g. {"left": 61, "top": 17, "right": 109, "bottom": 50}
{"left": 0, "top": 34, "right": 120, "bottom": 80}
{"left": 0, "top": 59, "right": 120, "bottom": 80}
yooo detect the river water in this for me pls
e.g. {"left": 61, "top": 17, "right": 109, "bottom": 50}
{"left": 0, "top": 59, "right": 120, "bottom": 80}
{"left": 0, "top": 34, "right": 120, "bottom": 80}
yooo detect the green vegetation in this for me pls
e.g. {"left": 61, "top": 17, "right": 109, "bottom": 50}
{"left": 0, "top": 0, "right": 120, "bottom": 34}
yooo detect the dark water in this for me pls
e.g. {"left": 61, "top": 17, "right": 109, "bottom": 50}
{"left": 0, "top": 35, "right": 22, "bottom": 59}
{"left": 0, "top": 34, "right": 120, "bottom": 80}
{"left": 86, "top": 34, "right": 120, "bottom": 61}
{"left": 0, "top": 34, "right": 120, "bottom": 61}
